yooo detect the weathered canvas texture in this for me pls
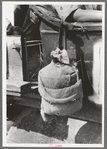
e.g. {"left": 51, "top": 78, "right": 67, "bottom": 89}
{"left": 38, "top": 61, "right": 83, "bottom": 116}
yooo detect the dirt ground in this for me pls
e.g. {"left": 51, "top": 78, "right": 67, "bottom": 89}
{"left": 6, "top": 104, "right": 102, "bottom": 145}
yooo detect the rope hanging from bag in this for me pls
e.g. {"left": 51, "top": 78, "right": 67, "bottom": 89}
{"left": 58, "top": 24, "right": 67, "bottom": 50}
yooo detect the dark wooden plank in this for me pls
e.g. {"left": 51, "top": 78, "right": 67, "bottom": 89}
{"left": 21, "top": 37, "right": 29, "bottom": 81}
{"left": 22, "top": 91, "right": 41, "bottom": 99}
{"left": 7, "top": 95, "right": 41, "bottom": 109}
